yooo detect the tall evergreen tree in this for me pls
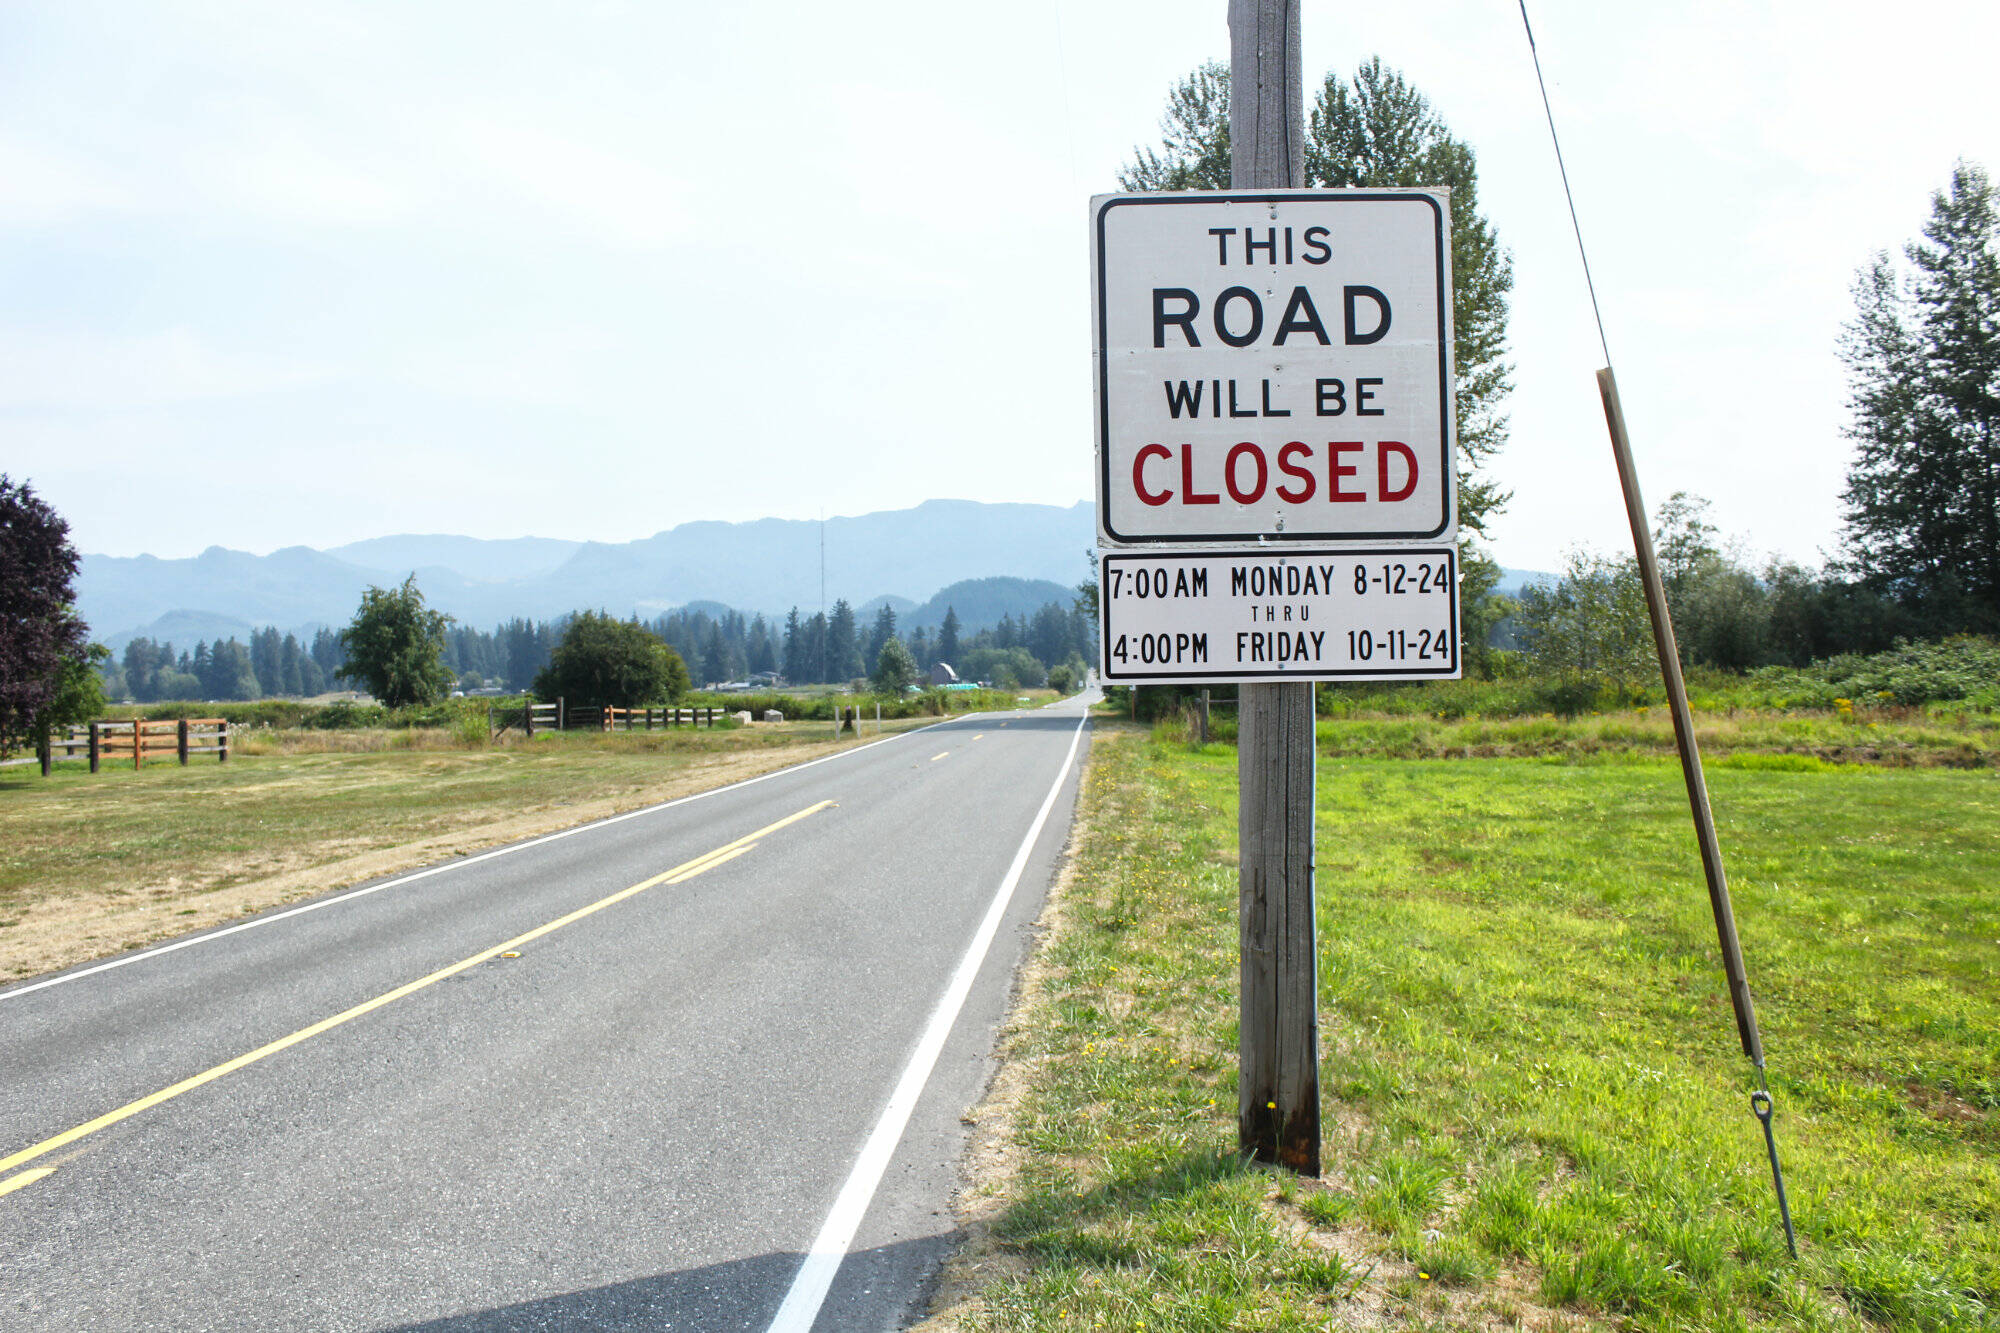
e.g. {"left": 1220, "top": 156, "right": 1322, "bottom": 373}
{"left": 782, "top": 608, "right": 808, "bottom": 683}
{"left": 746, "top": 614, "right": 777, "bottom": 676}
{"left": 206, "top": 639, "right": 261, "bottom": 700}
{"left": 279, "top": 633, "right": 307, "bottom": 696}
{"left": 122, "top": 638, "right": 160, "bottom": 701}
{"left": 1120, "top": 58, "right": 1514, "bottom": 537}
{"left": 701, "top": 625, "right": 729, "bottom": 686}
{"left": 249, "top": 627, "right": 281, "bottom": 694}
{"left": 866, "top": 604, "right": 898, "bottom": 668}
{"left": 1120, "top": 61, "right": 1230, "bottom": 191}
{"left": 801, "top": 612, "right": 828, "bottom": 684}
{"left": 937, "top": 608, "right": 961, "bottom": 664}
{"left": 311, "top": 627, "right": 346, "bottom": 679}
{"left": 827, "top": 599, "right": 863, "bottom": 681}
{"left": 1840, "top": 161, "right": 2000, "bottom": 628}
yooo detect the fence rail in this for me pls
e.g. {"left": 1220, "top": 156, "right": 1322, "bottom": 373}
{"left": 36, "top": 718, "right": 229, "bottom": 776}
{"left": 603, "top": 706, "right": 723, "bottom": 731}
{"left": 490, "top": 699, "right": 726, "bottom": 739}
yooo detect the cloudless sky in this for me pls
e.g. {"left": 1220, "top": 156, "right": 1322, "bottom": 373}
{"left": 5, "top": 1, "right": 1997, "bottom": 574}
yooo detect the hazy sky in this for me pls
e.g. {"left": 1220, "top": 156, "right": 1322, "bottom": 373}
{"left": 5, "top": 1, "right": 1998, "bottom": 574}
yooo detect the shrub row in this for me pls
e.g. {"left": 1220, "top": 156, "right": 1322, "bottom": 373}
{"left": 96, "top": 685, "right": 1031, "bottom": 733}
{"left": 1741, "top": 636, "right": 2000, "bottom": 709}
{"left": 683, "top": 687, "right": 1021, "bottom": 721}
{"left": 1107, "top": 636, "right": 2000, "bottom": 723}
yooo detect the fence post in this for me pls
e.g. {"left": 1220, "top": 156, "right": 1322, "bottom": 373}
{"left": 134, "top": 722, "right": 143, "bottom": 771}
{"left": 38, "top": 727, "right": 51, "bottom": 777}
{"left": 558, "top": 697, "right": 566, "bottom": 731}
{"left": 178, "top": 717, "right": 190, "bottom": 765}
{"left": 89, "top": 722, "right": 101, "bottom": 774}
{"left": 218, "top": 720, "right": 229, "bottom": 763}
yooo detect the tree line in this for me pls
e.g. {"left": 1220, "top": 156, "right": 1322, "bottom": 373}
{"left": 97, "top": 590, "right": 1096, "bottom": 704}
{"left": 1513, "top": 161, "right": 2000, "bottom": 696}
{"left": 10, "top": 68, "right": 1990, "bottom": 739}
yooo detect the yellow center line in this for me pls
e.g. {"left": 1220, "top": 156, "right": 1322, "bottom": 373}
{"left": 973, "top": 734, "right": 985, "bottom": 741}
{"left": 0, "top": 1169, "right": 54, "bottom": 1198}
{"left": 0, "top": 800, "right": 834, "bottom": 1182}
{"left": 930, "top": 752, "right": 950, "bottom": 762}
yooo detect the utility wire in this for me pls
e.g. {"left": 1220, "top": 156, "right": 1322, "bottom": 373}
{"left": 1518, "top": 1, "right": 1612, "bottom": 367}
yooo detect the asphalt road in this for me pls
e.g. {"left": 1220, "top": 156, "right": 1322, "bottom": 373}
{"left": 0, "top": 692, "right": 1094, "bottom": 1331}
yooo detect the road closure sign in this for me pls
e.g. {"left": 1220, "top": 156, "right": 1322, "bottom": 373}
{"left": 1093, "top": 190, "right": 1455, "bottom": 546}
{"left": 1099, "top": 547, "right": 1461, "bottom": 684}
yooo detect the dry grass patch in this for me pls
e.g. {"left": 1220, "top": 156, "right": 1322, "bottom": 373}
{"left": 0, "top": 721, "right": 929, "bottom": 983}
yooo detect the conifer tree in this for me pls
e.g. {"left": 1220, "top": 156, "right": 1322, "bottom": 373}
{"left": 1121, "top": 58, "right": 1514, "bottom": 536}
{"left": 1840, "top": 161, "right": 2000, "bottom": 629}
{"left": 827, "top": 599, "right": 863, "bottom": 681}
{"left": 937, "top": 608, "right": 961, "bottom": 664}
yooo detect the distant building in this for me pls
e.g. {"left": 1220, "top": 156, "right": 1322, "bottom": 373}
{"left": 929, "top": 662, "right": 959, "bottom": 686}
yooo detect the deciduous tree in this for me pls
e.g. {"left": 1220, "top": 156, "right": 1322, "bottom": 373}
{"left": 872, "top": 637, "right": 917, "bottom": 694}
{"left": 0, "top": 475, "right": 90, "bottom": 749}
{"left": 533, "top": 611, "right": 688, "bottom": 708}
{"left": 337, "top": 575, "right": 456, "bottom": 708}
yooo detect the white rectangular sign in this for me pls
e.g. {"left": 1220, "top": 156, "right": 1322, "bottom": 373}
{"left": 1093, "top": 190, "right": 1455, "bottom": 546}
{"left": 1099, "top": 547, "right": 1461, "bottom": 683}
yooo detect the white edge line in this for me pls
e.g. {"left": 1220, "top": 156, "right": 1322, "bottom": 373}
{"left": 2, "top": 715, "right": 997, "bottom": 1004}
{"left": 764, "top": 713, "right": 1088, "bottom": 1333}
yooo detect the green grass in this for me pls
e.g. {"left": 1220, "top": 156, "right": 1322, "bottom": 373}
{"left": 964, "top": 728, "right": 1999, "bottom": 1331}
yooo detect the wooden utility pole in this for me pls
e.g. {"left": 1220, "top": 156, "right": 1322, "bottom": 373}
{"left": 1229, "top": 0, "right": 1320, "bottom": 1176}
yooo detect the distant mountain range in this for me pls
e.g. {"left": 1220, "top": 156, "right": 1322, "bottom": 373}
{"left": 77, "top": 497, "right": 1550, "bottom": 650}
{"left": 80, "top": 499, "right": 1098, "bottom": 647}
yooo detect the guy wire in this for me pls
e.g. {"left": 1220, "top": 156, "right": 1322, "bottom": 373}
{"left": 1520, "top": 3, "right": 1799, "bottom": 1260}
{"left": 1517, "top": 1, "right": 1613, "bottom": 367}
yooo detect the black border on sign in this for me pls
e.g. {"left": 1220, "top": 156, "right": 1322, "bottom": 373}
{"left": 1094, "top": 191, "right": 1453, "bottom": 545}
{"left": 1097, "top": 546, "right": 1460, "bottom": 683}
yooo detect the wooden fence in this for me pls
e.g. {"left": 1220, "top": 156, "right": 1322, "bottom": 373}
{"left": 37, "top": 718, "right": 229, "bottom": 776}
{"left": 602, "top": 706, "right": 724, "bottom": 731}
{"left": 490, "top": 699, "right": 726, "bottom": 738}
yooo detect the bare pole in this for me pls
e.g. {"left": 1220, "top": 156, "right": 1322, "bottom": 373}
{"left": 1230, "top": 0, "right": 1319, "bottom": 1177}
{"left": 1596, "top": 367, "right": 1795, "bottom": 1257}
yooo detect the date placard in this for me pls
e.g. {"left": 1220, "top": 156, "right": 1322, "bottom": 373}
{"left": 1099, "top": 546, "right": 1460, "bottom": 683}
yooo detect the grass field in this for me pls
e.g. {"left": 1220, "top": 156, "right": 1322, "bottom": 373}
{"left": 0, "top": 719, "right": 929, "bottom": 983}
{"left": 946, "top": 723, "right": 1999, "bottom": 1332}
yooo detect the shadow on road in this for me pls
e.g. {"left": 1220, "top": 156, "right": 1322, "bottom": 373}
{"left": 375, "top": 1235, "right": 953, "bottom": 1332}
